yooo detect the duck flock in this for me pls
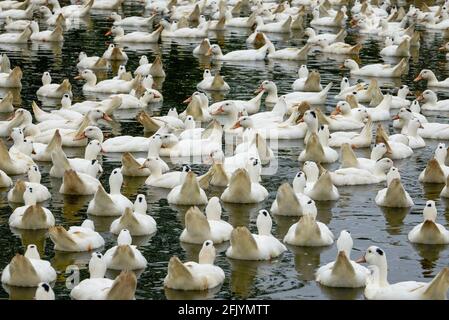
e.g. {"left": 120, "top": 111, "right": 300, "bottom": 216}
{"left": 0, "top": 0, "right": 449, "bottom": 301}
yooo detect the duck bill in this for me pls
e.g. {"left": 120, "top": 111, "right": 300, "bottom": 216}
{"left": 339, "top": 64, "right": 345, "bottom": 70}
{"left": 350, "top": 19, "right": 357, "bottom": 27}
{"left": 416, "top": 94, "right": 424, "bottom": 102}
{"left": 105, "top": 30, "right": 112, "bottom": 36}
{"left": 439, "top": 46, "right": 447, "bottom": 52}
{"left": 102, "top": 113, "right": 113, "bottom": 122}
{"left": 183, "top": 96, "right": 192, "bottom": 104}
{"left": 205, "top": 48, "right": 212, "bottom": 56}
{"left": 392, "top": 115, "right": 400, "bottom": 120}
{"left": 355, "top": 256, "right": 366, "bottom": 263}
{"left": 32, "top": 148, "right": 36, "bottom": 155}
{"left": 254, "top": 85, "right": 264, "bottom": 94}
{"left": 413, "top": 75, "right": 423, "bottom": 82}
{"left": 210, "top": 105, "right": 224, "bottom": 115}
{"left": 231, "top": 121, "right": 241, "bottom": 129}
{"left": 73, "top": 132, "right": 86, "bottom": 141}
{"left": 153, "top": 92, "right": 161, "bottom": 99}
{"left": 74, "top": 75, "right": 82, "bottom": 80}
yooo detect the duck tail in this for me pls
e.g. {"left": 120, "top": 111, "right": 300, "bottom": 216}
{"left": 340, "top": 143, "right": 358, "bottom": 168}
{"left": 334, "top": 29, "right": 347, "bottom": 43}
{"left": 422, "top": 267, "right": 449, "bottom": 300}
{"left": 291, "top": 14, "right": 304, "bottom": 30}
{"left": 392, "top": 58, "right": 408, "bottom": 77}
{"left": 46, "top": 129, "right": 62, "bottom": 154}
{"left": 333, "top": 11, "right": 345, "bottom": 26}
{"left": 396, "top": 38, "right": 410, "bottom": 57}
{"left": 410, "top": 31, "right": 420, "bottom": 47}
{"left": 31, "top": 101, "right": 46, "bottom": 120}
{"left": 0, "top": 91, "right": 13, "bottom": 112}
{"left": 350, "top": 43, "right": 362, "bottom": 55}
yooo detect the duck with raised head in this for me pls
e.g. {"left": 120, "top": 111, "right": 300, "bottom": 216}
{"left": 357, "top": 246, "right": 449, "bottom": 300}
{"left": 1, "top": 244, "right": 56, "bottom": 287}
{"left": 133, "top": 55, "right": 166, "bottom": 78}
{"left": 226, "top": 210, "right": 286, "bottom": 260}
{"left": 167, "top": 171, "right": 208, "bottom": 205}
{"left": 8, "top": 165, "right": 51, "bottom": 203}
{"left": 419, "top": 143, "right": 449, "bottom": 183}
{"left": 375, "top": 167, "right": 413, "bottom": 208}
{"left": 36, "top": 72, "right": 72, "bottom": 98}
{"left": 71, "top": 253, "right": 137, "bottom": 300}
{"left": 283, "top": 199, "right": 334, "bottom": 246}
{"left": 302, "top": 161, "right": 339, "bottom": 201}
{"left": 408, "top": 201, "right": 449, "bottom": 245}
{"left": 414, "top": 69, "right": 449, "bottom": 88}
{"left": 9, "top": 186, "right": 54, "bottom": 230}
{"left": 271, "top": 171, "right": 312, "bottom": 216}
{"left": 164, "top": 240, "right": 225, "bottom": 291}
{"left": 304, "top": 28, "right": 347, "bottom": 44}
{"left": 102, "top": 43, "right": 128, "bottom": 61}
{"left": 50, "top": 143, "right": 103, "bottom": 178}
{"left": 58, "top": 166, "right": 101, "bottom": 196}
{"left": 87, "top": 168, "right": 133, "bottom": 217}
{"left": 180, "top": 200, "right": 233, "bottom": 244}
{"left": 110, "top": 194, "right": 156, "bottom": 236}
{"left": 316, "top": 230, "right": 369, "bottom": 287}
{"left": 141, "top": 158, "right": 190, "bottom": 188}
{"left": 103, "top": 229, "right": 147, "bottom": 271}
{"left": 29, "top": 21, "right": 63, "bottom": 42}
{"left": 220, "top": 167, "right": 268, "bottom": 204}
{"left": 197, "top": 69, "right": 230, "bottom": 92}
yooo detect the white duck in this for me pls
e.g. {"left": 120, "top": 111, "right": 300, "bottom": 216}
{"left": 103, "top": 229, "right": 147, "bottom": 271}
{"left": 105, "top": 25, "right": 163, "bottom": 43}
{"left": 9, "top": 186, "right": 55, "bottom": 230}
{"left": 8, "top": 164, "right": 51, "bottom": 203}
{"left": 283, "top": 199, "right": 334, "bottom": 246}
{"left": 343, "top": 58, "right": 408, "bottom": 78}
{"left": 75, "top": 69, "right": 139, "bottom": 94}
{"left": 357, "top": 246, "right": 449, "bottom": 300}
{"left": 164, "top": 240, "right": 225, "bottom": 291}
{"left": 110, "top": 194, "right": 157, "bottom": 236}
{"left": 302, "top": 161, "right": 340, "bottom": 201}
{"left": 87, "top": 168, "right": 133, "bottom": 216}
{"left": 375, "top": 167, "right": 414, "bottom": 208}
{"left": 226, "top": 210, "right": 287, "bottom": 260}
{"left": 414, "top": 69, "right": 449, "bottom": 88}
{"left": 408, "top": 201, "right": 449, "bottom": 245}
{"left": 221, "top": 167, "right": 268, "bottom": 204}
{"left": 316, "top": 230, "right": 369, "bottom": 287}
{"left": 49, "top": 220, "right": 104, "bottom": 252}
{"left": 70, "top": 253, "right": 136, "bottom": 300}
{"left": 1, "top": 244, "right": 57, "bottom": 287}
{"left": 330, "top": 158, "right": 393, "bottom": 186}
{"left": 167, "top": 171, "right": 208, "bottom": 205}
{"left": 180, "top": 200, "right": 233, "bottom": 244}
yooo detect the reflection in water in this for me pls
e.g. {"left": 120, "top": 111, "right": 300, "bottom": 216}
{"left": 288, "top": 244, "right": 331, "bottom": 281}
{"left": 180, "top": 241, "right": 229, "bottom": 262}
{"left": 2, "top": 284, "right": 38, "bottom": 300}
{"left": 165, "top": 284, "right": 222, "bottom": 300}
{"left": 422, "top": 183, "right": 445, "bottom": 201}
{"left": 228, "top": 258, "right": 272, "bottom": 299}
{"left": 318, "top": 284, "right": 364, "bottom": 300}
{"left": 411, "top": 243, "right": 448, "bottom": 276}
{"left": 221, "top": 202, "right": 262, "bottom": 227}
{"left": 51, "top": 250, "right": 93, "bottom": 273}
{"left": 379, "top": 206, "right": 410, "bottom": 235}
{"left": 10, "top": 228, "right": 48, "bottom": 255}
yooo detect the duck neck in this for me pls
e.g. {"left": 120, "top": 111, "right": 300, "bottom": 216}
{"left": 148, "top": 163, "right": 162, "bottom": 177}
{"left": 292, "top": 177, "right": 305, "bottom": 193}
{"left": 376, "top": 259, "right": 389, "bottom": 287}
{"left": 109, "top": 175, "right": 122, "bottom": 195}
{"left": 266, "top": 84, "right": 278, "bottom": 102}
{"left": 84, "top": 145, "right": 99, "bottom": 161}
{"left": 28, "top": 170, "right": 41, "bottom": 184}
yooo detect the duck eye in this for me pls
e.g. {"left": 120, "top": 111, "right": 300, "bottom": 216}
{"left": 307, "top": 200, "right": 312, "bottom": 205}
{"left": 427, "top": 203, "right": 432, "bottom": 207}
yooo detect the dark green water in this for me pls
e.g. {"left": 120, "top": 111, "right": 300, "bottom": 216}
{"left": 0, "top": 0, "right": 449, "bottom": 300}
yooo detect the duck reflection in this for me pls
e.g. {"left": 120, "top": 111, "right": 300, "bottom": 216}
{"left": 227, "top": 258, "right": 272, "bottom": 299}
{"left": 422, "top": 183, "right": 444, "bottom": 200}
{"left": 165, "top": 284, "right": 223, "bottom": 300}
{"left": 10, "top": 228, "right": 48, "bottom": 254}
{"left": 221, "top": 202, "right": 262, "bottom": 227}
{"left": 180, "top": 241, "right": 229, "bottom": 262}
{"left": 2, "top": 284, "right": 39, "bottom": 300}
{"left": 379, "top": 206, "right": 409, "bottom": 235}
{"left": 51, "top": 250, "right": 93, "bottom": 273}
{"left": 318, "top": 284, "right": 364, "bottom": 300}
{"left": 411, "top": 243, "right": 448, "bottom": 275}
{"left": 287, "top": 244, "right": 331, "bottom": 281}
